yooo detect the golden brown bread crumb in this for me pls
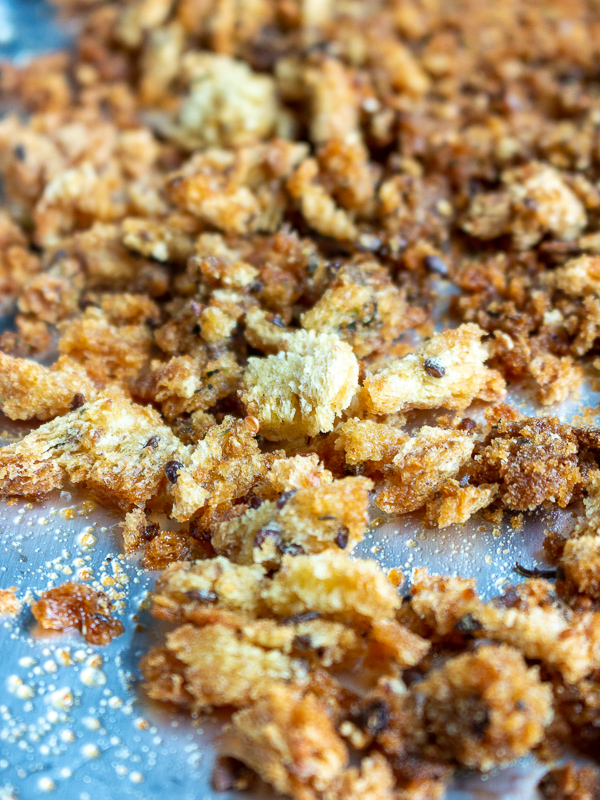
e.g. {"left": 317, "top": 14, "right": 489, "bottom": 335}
{"left": 176, "top": 53, "right": 281, "bottom": 148}
{"left": 0, "top": 352, "right": 97, "bottom": 421}
{"left": 150, "top": 557, "right": 267, "bottom": 623}
{"left": 362, "top": 324, "right": 505, "bottom": 416}
{"left": 0, "top": 390, "right": 187, "bottom": 509}
{"left": 31, "top": 582, "right": 124, "bottom": 645}
{"left": 222, "top": 686, "right": 348, "bottom": 799}
{"left": 212, "top": 476, "right": 372, "bottom": 566}
{"left": 562, "top": 537, "right": 600, "bottom": 599}
{"left": 241, "top": 329, "right": 359, "bottom": 441}
{"left": 424, "top": 481, "right": 498, "bottom": 528}
{"left": 300, "top": 261, "right": 422, "bottom": 359}
{"left": 375, "top": 426, "right": 474, "bottom": 515}
{"left": 538, "top": 764, "right": 600, "bottom": 800}
{"left": 262, "top": 551, "right": 401, "bottom": 628}
{"left": 462, "top": 163, "right": 587, "bottom": 250}
{"left": 410, "top": 574, "right": 600, "bottom": 684}
{"left": 6, "top": 0, "right": 600, "bottom": 791}
{"left": 169, "top": 415, "right": 277, "bottom": 522}
{"left": 334, "top": 418, "right": 409, "bottom": 472}
{"left": 414, "top": 645, "right": 552, "bottom": 770}
{"left": 142, "top": 529, "right": 198, "bottom": 570}
{"left": 322, "top": 753, "right": 396, "bottom": 800}
{"left": 469, "top": 416, "right": 583, "bottom": 511}
{"left": 149, "top": 623, "right": 304, "bottom": 709}
{"left": 0, "top": 587, "right": 21, "bottom": 616}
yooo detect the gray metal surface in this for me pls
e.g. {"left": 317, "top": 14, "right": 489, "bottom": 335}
{"left": 0, "top": 3, "right": 596, "bottom": 798}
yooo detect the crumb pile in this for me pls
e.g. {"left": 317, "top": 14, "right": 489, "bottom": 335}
{"left": 1, "top": 0, "right": 600, "bottom": 796}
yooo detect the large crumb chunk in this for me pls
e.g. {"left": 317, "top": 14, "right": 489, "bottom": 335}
{"left": 132, "top": 352, "right": 242, "bottom": 419}
{"left": 550, "top": 255, "right": 600, "bottom": 298}
{"left": 562, "top": 536, "right": 600, "bottom": 598}
{"left": 213, "top": 477, "right": 372, "bottom": 566}
{"left": 149, "top": 623, "right": 302, "bottom": 709}
{"left": 425, "top": 481, "right": 498, "bottom": 528}
{"left": 178, "top": 54, "right": 280, "bottom": 148}
{"left": 375, "top": 427, "right": 474, "bottom": 514}
{"left": 262, "top": 551, "right": 400, "bottom": 627}
{"left": 241, "top": 330, "right": 359, "bottom": 441}
{"left": 476, "top": 581, "right": 600, "bottom": 684}
{"left": 262, "top": 453, "right": 333, "bottom": 497}
{"left": 168, "top": 143, "right": 305, "bottom": 235}
{"left": 170, "top": 416, "right": 276, "bottom": 521}
{"left": 538, "top": 764, "right": 600, "bottom": 800}
{"left": 31, "top": 582, "right": 124, "bottom": 645}
{"left": 58, "top": 306, "right": 153, "bottom": 384}
{"left": 415, "top": 645, "right": 552, "bottom": 770}
{"left": 408, "top": 569, "right": 479, "bottom": 638}
{"left": 0, "top": 390, "right": 187, "bottom": 508}
{"left": 469, "top": 416, "right": 582, "bottom": 511}
{"left": 300, "top": 261, "right": 421, "bottom": 359}
{"left": 150, "top": 557, "right": 266, "bottom": 623}
{"left": 322, "top": 753, "right": 397, "bottom": 800}
{"left": 463, "top": 163, "right": 587, "bottom": 250}
{"left": 410, "top": 573, "right": 600, "bottom": 684}
{"left": 335, "top": 418, "right": 409, "bottom": 470}
{"left": 0, "top": 353, "right": 97, "bottom": 421}
{"left": 287, "top": 157, "right": 358, "bottom": 241}
{"left": 362, "top": 324, "right": 505, "bottom": 415}
{"left": 222, "top": 686, "right": 348, "bottom": 798}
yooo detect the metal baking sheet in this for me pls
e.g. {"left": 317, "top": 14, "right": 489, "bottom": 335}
{"left": 0, "top": 3, "right": 596, "bottom": 798}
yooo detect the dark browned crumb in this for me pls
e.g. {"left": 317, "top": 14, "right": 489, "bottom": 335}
{"left": 468, "top": 417, "right": 583, "bottom": 511}
{"left": 538, "top": 763, "right": 600, "bottom": 800}
{"left": 31, "top": 582, "right": 124, "bottom": 645}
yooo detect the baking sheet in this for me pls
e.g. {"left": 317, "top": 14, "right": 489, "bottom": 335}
{"left": 0, "top": 3, "right": 596, "bottom": 798}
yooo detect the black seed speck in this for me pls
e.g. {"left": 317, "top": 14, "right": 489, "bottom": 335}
{"left": 185, "top": 589, "right": 218, "bottom": 604}
{"left": 254, "top": 525, "right": 281, "bottom": 549}
{"left": 454, "top": 613, "right": 482, "bottom": 634}
{"left": 145, "top": 435, "right": 159, "bottom": 449}
{"left": 471, "top": 707, "right": 490, "bottom": 739}
{"left": 165, "top": 460, "right": 184, "bottom": 483}
{"left": 281, "top": 611, "right": 321, "bottom": 625}
{"left": 276, "top": 490, "right": 297, "bottom": 509}
{"left": 292, "top": 634, "right": 313, "bottom": 650}
{"left": 515, "top": 562, "right": 557, "bottom": 579}
{"left": 424, "top": 358, "right": 445, "bottom": 378}
{"left": 335, "top": 527, "right": 349, "bottom": 549}
{"left": 352, "top": 699, "right": 390, "bottom": 736}
{"left": 70, "top": 393, "right": 86, "bottom": 410}
{"left": 278, "top": 542, "right": 304, "bottom": 556}
{"left": 458, "top": 417, "right": 477, "bottom": 431}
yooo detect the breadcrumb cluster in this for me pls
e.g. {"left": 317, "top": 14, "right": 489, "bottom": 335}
{"left": 1, "top": 0, "right": 600, "bottom": 796}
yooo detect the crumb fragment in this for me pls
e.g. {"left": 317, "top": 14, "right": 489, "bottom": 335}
{"left": 262, "top": 551, "right": 401, "bottom": 627}
{"left": 0, "top": 587, "right": 21, "bottom": 616}
{"left": 538, "top": 764, "right": 600, "bottom": 800}
{"left": 425, "top": 481, "right": 498, "bottom": 528}
{"left": 362, "top": 325, "right": 505, "bottom": 416}
{"left": 222, "top": 686, "right": 348, "bottom": 798}
{"left": 375, "top": 426, "right": 474, "bottom": 514}
{"left": 414, "top": 645, "right": 552, "bottom": 770}
{"left": 0, "top": 352, "right": 98, "bottom": 421}
{"left": 0, "top": 390, "right": 187, "bottom": 509}
{"left": 241, "top": 330, "right": 359, "bottom": 440}
{"left": 213, "top": 477, "right": 372, "bottom": 565}
{"left": 32, "top": 582, "right": 124, "bottom": 645}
